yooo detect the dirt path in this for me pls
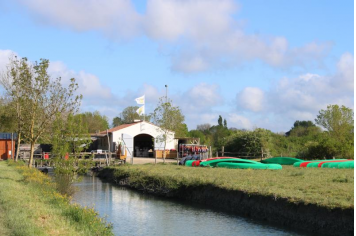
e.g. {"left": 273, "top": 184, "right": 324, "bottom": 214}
{"left": 128, "top": 157, "right": 177, "bottom": 165}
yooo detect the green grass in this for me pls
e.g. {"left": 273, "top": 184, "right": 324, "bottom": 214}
{"left": 0, "top": 161, "right": 113, "bottom": 236}
{"left": 109, "top": 163, "right": 354, "bottom": 209}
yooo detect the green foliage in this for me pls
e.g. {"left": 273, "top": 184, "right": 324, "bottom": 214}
{"left": 315, "top": 104, "right": 354, "bottom": 138}
{"left": 1, "top": 57, "right": 82, "bottom": 167}
{"left": 152, "top": 97, "right": 185, "bottom": 138}
{"left": 81, "top": 111, "right": 109, "bottom": 133}
{"left": 112, "top": 106, "right": 150, "bottom": 127}
{"left": 225, "top": 128, "right": 272, "bottom": 157}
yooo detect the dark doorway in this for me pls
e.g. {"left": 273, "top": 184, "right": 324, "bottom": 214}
{"left": 134, "top": 134, "right": 154, "bottom": 157}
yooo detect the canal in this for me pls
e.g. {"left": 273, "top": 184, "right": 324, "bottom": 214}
{"left": 72, "top": 175, "right": 305, "bottom": 236}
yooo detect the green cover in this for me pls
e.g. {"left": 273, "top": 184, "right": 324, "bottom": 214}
{"left": 217, "top": 162, "right": 282, "bottom": 170}
{"left": 200, "top": 158, "right": 259, "bottom": 167}
{"left": 294, "top": 159, "right": 347, "bottom": 167}
{"left": 185, "top": 160, "right": 195, "bottom": 167}
{"left": 322, "top": 161, "right": 354, "bottom": 169}
{"left": 306, "top": 162, "right": 322, "bottom": 168}
{"left": 261, "top": 157, "right": 304, "bottom": 165}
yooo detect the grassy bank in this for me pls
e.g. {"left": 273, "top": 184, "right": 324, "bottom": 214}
{"left": 105, "top": 163, "right": 354, "bottom": 209}
{"left": 0, "top": 161, "right": 113, "bottom": 236}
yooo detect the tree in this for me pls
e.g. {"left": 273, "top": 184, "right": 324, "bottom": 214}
{"left": 51, "top": 113, "right": 91, "bottom": 158}
{"left": 112, "top": 116, "right": 123, "bottom": 127}
{"left": 286, "top": 120, "right": 321, "bottom": 137}
{"left": 218, "top": 115, "right": 223, "bottom": 126}
{"left": 151, "top": 97, "right": 185, "bottom": 162}
{"left": 315, "top": 105, "right": 354, "bottom": 138}
{"left": 81, "top": 111, "right": 109, "bottom": 133}
{"left": 197, "top": 123, "right": 211, "bottom": 133}
{"left": 112, "top": 106, "right": 147, "bottom": 127}
{"left": 225, "top": 128, "right": 272, "bottom": 158}
{"left": 50, "top": 113, "right": 91, "bottom": 196}
{"left": 0, "top": 97, "right": 17, "bottom": 133}
{"left": 223, "top": 119, "right": 227, "bottom": 128}
{"left": 0, "top": 57, "right": 31, "bottom": 161}
{"left": 313, "top": 105, "right": 354, "bottom": 158}
{"left": 1, "top": 57, "right": 81, "bottom": 167}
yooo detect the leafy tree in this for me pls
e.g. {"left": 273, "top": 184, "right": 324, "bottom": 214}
{"left": 81, "top": 111, "right": 109, "bottom": 133}
{"left": 223, "top": 119, "right": 227, "bottom": 128}
{"left": 196, "top": 123, "right": 211, "bottom": 133}
{"left": 0, "top": 57, "right": 32, "bottom": 161}
{"left": 112, "top": 106, "right": 148, "bottom": 127}
{"left": 0, "top": 98, "right": 17, "bottom": 133}
{"left": 315, "top": 104, "right": 354, "bottom": 138}
{"left": 51, "top": 113, "right": 91, "bottom": 158}
{"left": 1, "top": 57, "right": 81, "bottom": 167}
{"left": 175, "top": 123, "right": 189, "bottom": 137}
{"left": 112, "top": 116, "right": 123, "bottom": 127}
{"left": 151, "top": 97, "right": 185, "bottom": 162}
{"left": 218, "top": 115, "right": 223, "bottom": 126}
{"left": 225, "top": 128, "right": 272, "bottom": 158}
{"left": 286, "top": 120, "right": 321, "bottom": 137}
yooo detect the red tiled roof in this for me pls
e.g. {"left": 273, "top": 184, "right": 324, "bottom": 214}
{"left": 99, "top": 122, "right": 138, "bottom": 134}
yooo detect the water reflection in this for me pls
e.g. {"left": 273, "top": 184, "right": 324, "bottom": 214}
{"left": 72, "top": 176, "right": 304, "bottom": 236}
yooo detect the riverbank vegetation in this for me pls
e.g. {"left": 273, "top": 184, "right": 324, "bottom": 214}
{"left": 104, "top": 164, "right": 354, "bottom": 209}
{"left": 0, "top": 161, "right": 113, "bottom": 236}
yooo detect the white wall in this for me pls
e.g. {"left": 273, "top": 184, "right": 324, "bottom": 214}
{"left": 111, "top": 121, "right": 175, "bottom": 157}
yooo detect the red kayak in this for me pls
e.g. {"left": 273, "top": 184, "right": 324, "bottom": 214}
{"left": 191, "top": 157, "right": 239, "bottom": 167}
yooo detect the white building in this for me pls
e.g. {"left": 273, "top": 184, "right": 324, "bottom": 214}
{"left": 95, "top": 120, "right": 175, "bottom": 158}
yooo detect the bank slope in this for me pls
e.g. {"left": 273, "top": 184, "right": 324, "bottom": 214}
{"left": 98, "top": 164, "right": 354, "bottom": 236}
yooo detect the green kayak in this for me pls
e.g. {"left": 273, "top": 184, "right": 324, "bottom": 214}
{"left": 322, "top": 161, "right": 354, "bottom": 169}
{"left": 200, "top": 158, "right": 260, "bottom": 167}
{"left": 217, "top": 162, "right": 282, "bottom": 170}
{"left": 261, "top": 157, "right": 304, "bottom": 165}
{"left": 185, "top": 160, "right": 195, "bottom": 167}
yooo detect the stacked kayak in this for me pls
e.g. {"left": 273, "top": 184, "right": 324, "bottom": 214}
{"left": 293, "top": 159, "right": 353, "bottom": 169}
{"left": 217, "top": 162, "right": 282, "bottom": 170}
{"left": 196, "top": 158, "right": 282, "bottom": 170}
{"left": 261, "top": 157, "right": 304, "bottom": 165}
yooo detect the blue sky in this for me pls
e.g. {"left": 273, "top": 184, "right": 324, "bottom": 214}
{"left": 0, "top": 0, "right": 354, "bottom": 132}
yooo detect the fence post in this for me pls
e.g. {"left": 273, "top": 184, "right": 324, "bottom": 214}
{"left": 222, "top": 146, "right": 224, "bottom": 156}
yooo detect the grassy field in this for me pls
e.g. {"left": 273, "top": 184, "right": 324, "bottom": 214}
{"left": 0, "top": 161, "right": 113, "bottom": 236}
{"left": 109, "top": 163, "right": 354, "bottom": 209}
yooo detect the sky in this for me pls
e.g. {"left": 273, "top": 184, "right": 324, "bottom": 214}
{"left": 0, "top": 0, "right": 354, "bottom": 132}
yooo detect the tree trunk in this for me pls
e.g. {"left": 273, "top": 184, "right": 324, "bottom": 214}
{"left": 163, "top": 139, "right": 166, "bottom": 164}
{"left": 28, "top": 142, "right": 35, "bottom": 168}
{"left": 15, "top": 132, "right": 21, "bottom": 162}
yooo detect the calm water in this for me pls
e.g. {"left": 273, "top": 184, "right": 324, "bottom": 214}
{"left": 72, "top": 176, "right": 305, "bottom": 236}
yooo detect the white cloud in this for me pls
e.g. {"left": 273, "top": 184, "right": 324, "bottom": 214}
{"left": 236, "top": 87, "right": 264, "bottom": 112}
{"left": 228, "top": 113, "right": 253, "bottom": 130}
{"left": 0, "top": 50, "right": 17, "bottom": 70}
{"left": 16, "top": 0, "right": 331, "bottom": 73}
{"left": 17, "top": 0, "right": 141, "bottom": 39}
{"left": 179, "top": 83, "right": 223, "bottom": 113}
{"left": 48, "top": 61, "right": 113, "bottom": 101}
{"left": 233, "top": 52, "right": 354, "bottom": 131}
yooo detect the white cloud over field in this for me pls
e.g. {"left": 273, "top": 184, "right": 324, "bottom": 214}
{"left": 16, "top": 0, "right": 331, "bottom": 73}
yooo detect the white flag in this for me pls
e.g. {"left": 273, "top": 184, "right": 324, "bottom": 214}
{"left": 136, "top": 105, "right": 145, "bottom": 115}
{"left": 135, "top": 95, "right": 145, "bottom": 105}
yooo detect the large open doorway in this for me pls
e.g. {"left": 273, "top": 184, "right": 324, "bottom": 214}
{"left": 134, "top": 134, "right": 154, "bottom": 157}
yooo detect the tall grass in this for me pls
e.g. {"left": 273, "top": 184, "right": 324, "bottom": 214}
{"left": 109, "top": 163, "right": 354, "bottom": 209}
{"left": 0, "top": 161, "right": 113, "bottom": 236}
